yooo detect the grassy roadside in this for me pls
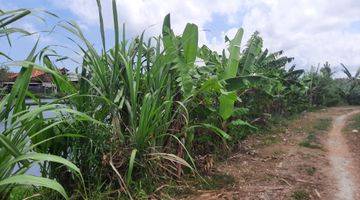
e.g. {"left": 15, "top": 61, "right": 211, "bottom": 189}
{"left": 298, "top": 117, "right": 332, "bottom": 149}
{"left": 162, "top": 113, "right": 306, "bottom": 198}
{"left": 346, "top": 113, "right": 360, "bottom": 132}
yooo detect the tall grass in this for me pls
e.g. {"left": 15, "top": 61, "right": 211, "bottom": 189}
{"left": 1, "top": 1, "right": 355, "bottom": 199}
{"left": 0, "top": 8, "right": 90, "bottom": 200}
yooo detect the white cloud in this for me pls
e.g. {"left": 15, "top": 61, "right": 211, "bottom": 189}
{"left": 52, "top": 0, "right": 244, "bottom": 35}
{"left": 52, "top": 0, "right": 360, "bottom": 75}
{"left": 241, "top": 0, "right": 360, "bottom": 74}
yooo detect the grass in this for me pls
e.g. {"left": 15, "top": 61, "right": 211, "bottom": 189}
{"left": 163, "top": 173, "right": 235, "bottom": 199}
{"left": 261, "top": 135, "right": 281, "bottom": 146}
{"left": 298, "top": 165, "right": 317, "bottom": 176}
{"left": 291, "top": 189, "right": 310, "bottom": 200}
{"left": 313, "top": 117, "right": 332, "bottom": 131}
{"left": 346, "top": 113, "right": 360, "bottom": 131}
{"left": 299, "top": 140, "right": 322, "bottom": 149}
{"left": 299, "top": 117, "right": 332, "bottom": 149}
{"left": 305, "top": 166, "right": 316, "bottom": 176}
{"left": 9, "top": 186, "right": 37, "bottom": 200}
{"left": 299, "top": 132, "right": 322, "bottom": 149}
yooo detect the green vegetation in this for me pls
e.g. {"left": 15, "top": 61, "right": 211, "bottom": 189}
{"left": 305, "top": 62, "right": 344, "bottom": 107}
{"left": 313, "top": 118, "right": 332, "bottom": 131}
{"left": 305, "top": 166, "right": 316, "bottom": 176}
{"left": 347, "top": 114, "right": 360, "bottom": 131}
{"left": 340, "top": 64, "right": 360, "bottom": 105}
{"left": 291, "top": 189, "right": 310, "bottom": 200}
{"left": 0, "top": 1, "right": 359, "bottom": 199}
{"left": 299, "top": 117, "right": 331, "bottom": 149}
{"left": 299, "top": 134, "right": 322, "bottom": 149}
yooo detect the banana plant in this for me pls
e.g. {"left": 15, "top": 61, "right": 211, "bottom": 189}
{"left": 341, "top": 63, "right": 360, "bottom": 93}
{"left": 162, "top": 14, "right": 198, "bottom": 99}
{"left": 199, "top": 30, "right": 273, "bottom": 120}
{"left": 340, "top": 63, "right": 360, "bottom": 105}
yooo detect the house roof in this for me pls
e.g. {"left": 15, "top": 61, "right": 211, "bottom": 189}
{"left": 6, "top": 67, "right": 69, "bottom": 82}
{"left": 8, "top": 69, "right": 46, "bottom": 80}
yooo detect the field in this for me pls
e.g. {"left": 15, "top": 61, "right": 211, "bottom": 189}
{"left": 0, "top": 2, "right": 360, "bottom": 200}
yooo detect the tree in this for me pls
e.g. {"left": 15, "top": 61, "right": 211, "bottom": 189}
{"left": 0, "top": 66, "right": 9, "bottom": 82}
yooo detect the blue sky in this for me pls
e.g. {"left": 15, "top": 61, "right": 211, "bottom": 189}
{"left": 1, "top": 0, "right": 360, "bottom": 75}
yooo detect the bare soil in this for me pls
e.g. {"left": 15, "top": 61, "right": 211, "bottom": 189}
{"left": 182, "top": 106, "right": 360, "bottom": 200}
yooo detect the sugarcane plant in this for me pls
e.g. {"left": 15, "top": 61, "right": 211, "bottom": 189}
{"left": 0, "top": 8, "right": 88, "bottom": 200}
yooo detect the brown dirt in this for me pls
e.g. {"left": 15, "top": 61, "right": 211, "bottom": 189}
{"left": 326, "top": 109, "right": 360, "bottom": 200}
{"left": 181, "top": 106, "right": 360, "bottom": 200}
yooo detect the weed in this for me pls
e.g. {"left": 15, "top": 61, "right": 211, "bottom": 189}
{"left": 261, "top": 135, "right": 281, "bottom": 146}
{"left": 299, "top": 132, "right": 322, "bottom": 149}
{"left": 305, "top": 167, "right": 316, "bottom": 176}
{"left": 164, "top": 173, "right": 235, "bottom": 198}
{"left": 347, "top": 114, "right": 360, "bottom": 131}
{"left": 291, "top": 189, "right": 310, "bottom": 200}
{"left": 313, "top": 118, "right": 332, "bottom": 131}
{"left": 299, "top": 140, "right": 322, "bottom": 149}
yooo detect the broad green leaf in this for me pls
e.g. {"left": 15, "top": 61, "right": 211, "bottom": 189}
{"left": 182, "top": 23, "right": 198, "bottom": 65}
{"left": 240, "top": 31, "right": 263, "bottom": 73}
{"left": 223, "top": 28, "right": 243, "bottom": 79}
{"left": 162, "top": 14, "right": 175, "bottom": 55}
{"left": 219, "top": 91, "right": 237, "bottom": 120}
{"left": 230, "top": 119, "right": 257, "bottom": 130}
{"left": 224, "top": 75, "right": 270, "bottom": 91}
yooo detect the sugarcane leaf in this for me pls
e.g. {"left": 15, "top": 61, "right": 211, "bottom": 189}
{"left": 0, "top": 175, "right": 69, "bottom": 200}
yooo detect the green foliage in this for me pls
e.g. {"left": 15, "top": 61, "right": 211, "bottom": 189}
{"left": 299, "top": 117, "right": 331, "bottom": 149}
{"left": 0, "top": 8, "right": 82, "bottom": 200}
{"left": 291, "top": 189, "right": 310, "bottom": 200}
{"left": 0, "top": 67, "right": 9, "bottom": 82}
{"left": 313, "top": 118, "right": 332, "bottom": 131}
{"left": 347, "top": 114, "right": 360, "bottom": 131}
{"left": 1, "top": 3, "right": 358, "bottom": 199}
{"left": 304, "top": 63, "right": 343, "bottom": 107}
{"left": 339, "top": 63, "right": 360, "bottom": 105}
{"left": 305, "top": 166, "right": 316, "bottom": 176}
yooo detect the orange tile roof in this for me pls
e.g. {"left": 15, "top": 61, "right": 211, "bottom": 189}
{"left": 31, "top": 69, "right": 46, "bottom": 78}
{"left": 8, "top": 69, "right": 46, "bottom": 79}
{"left": 5, "top": 67, "right": 69, "bottom": 82}
{"left": 7, "top": 72, "right": 18, "bottom": 79}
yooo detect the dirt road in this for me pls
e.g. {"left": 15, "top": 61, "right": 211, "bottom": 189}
{"left": 327, "top": 110, "right": 360, "bottom": 200}
{"left": 182, "top": 107, "right": 360, "bottom": 200}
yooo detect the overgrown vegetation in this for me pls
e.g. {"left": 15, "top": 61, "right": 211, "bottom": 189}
{"left": 1, "top": 1, "right": 359, "bottom": 199}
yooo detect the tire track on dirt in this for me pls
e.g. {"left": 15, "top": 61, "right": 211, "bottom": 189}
{"left": 327, "top": 110, "right": 360, "bottom": 200}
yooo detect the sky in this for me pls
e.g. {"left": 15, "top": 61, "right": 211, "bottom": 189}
{"left": 1, "top": 0, "right": 360, "bottom": 76}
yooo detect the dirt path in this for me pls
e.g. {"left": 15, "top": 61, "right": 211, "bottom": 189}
{"left": 181, "top": 107, "right": 360, "bottom": 200}
{"left": 327, "top": 110, "right": 360, "bottom": 200}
